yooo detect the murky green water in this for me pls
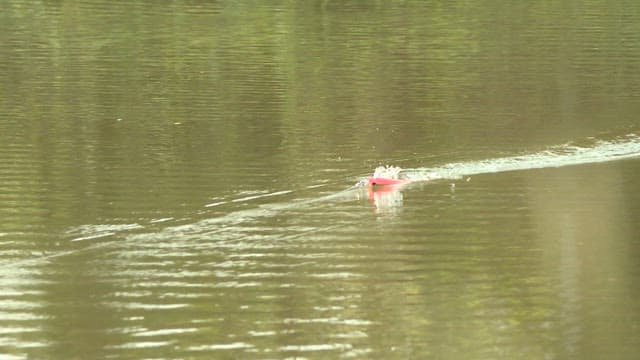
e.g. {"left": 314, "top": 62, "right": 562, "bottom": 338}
{"left": 2, "top": 1, "right": 640, "bottom": 359}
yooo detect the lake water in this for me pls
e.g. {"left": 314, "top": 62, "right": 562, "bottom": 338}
{"left": 2, "top": 1, "right": 640, "bottom": 359}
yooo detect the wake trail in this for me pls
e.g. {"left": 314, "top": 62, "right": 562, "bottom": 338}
{"left": 151, "top": 132, "right": 640, "bottom": 241}
{"left": 73, "top": 132, "right": 640, "bottom": 241}
{"left": 400, "top": 133, "right": 640, "bottom": 182}
{"left": 4, "top": 131, "right": 639, "bottom": 269}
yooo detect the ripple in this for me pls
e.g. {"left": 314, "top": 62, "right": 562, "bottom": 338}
{"left": 0, "top": 353, "right": 30, "bottom": 360}
{"left": 279, "top": 343, "right": 353, "bottom": 352}
{"left": 330, "top": 331, "right": 369, "bottom": 339}
{"left": 133, "top": 328, "right": 199, "bottom": 337}
{"left": 188, "top": 342, "right": 254, "bottom": 351}
{"left": 0, "top": 312, "right": 47, "bottom": 321}
{"left": 106, "top": 302, "right": 189, "bottom": 310}
{"left": 248, "top": 330, "right": 277, "bottom": 337}
{"left": 66, "top": 223, "right": 144, "bottom": 242}
{"left": 309, "top": 272, "right": 362, "bottom": 279}
{"left": 283, "top": 318, "right": 373, "bottom": 326}
{"left": 107, "top": 341, "right": 174, "bottom": 349}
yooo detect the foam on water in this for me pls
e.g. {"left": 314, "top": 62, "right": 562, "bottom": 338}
{"left": 401, "top": 133, "right": 640, "bottom": 182}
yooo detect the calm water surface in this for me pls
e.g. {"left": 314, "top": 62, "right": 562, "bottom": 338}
{"left": 2, "top": 1, "right": 640, "bottom": 359}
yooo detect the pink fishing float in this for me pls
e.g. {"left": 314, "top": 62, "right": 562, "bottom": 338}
{"left": 367, "top": 177, "right": 411, "bottom": 186}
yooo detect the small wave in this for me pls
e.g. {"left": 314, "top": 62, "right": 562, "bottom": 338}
{"left": 279, "top": 343, "right": 353, "bottom": 352}
{"left": 66, "top": 223, "right": 144, "bottom": 242}
{"left": 188, "top": 342, "right": 254, "bottom": 351}
{"left": 231, "top": 190, "right": 293, "bottom": 203}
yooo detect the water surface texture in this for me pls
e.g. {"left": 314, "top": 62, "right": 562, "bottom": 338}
{"left": 2, "top": 1, "right": 640, "bottom": 359}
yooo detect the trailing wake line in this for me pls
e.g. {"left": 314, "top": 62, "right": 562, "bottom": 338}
{"left": 398, "top": 133, "right": 640, "bottom": 182}
{"left": 49, "top": 132, "right": 640, "bottom": 251}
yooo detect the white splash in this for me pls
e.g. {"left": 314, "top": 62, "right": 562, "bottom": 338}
{"left": 372, "top": 165, "right": 402, "bottom": 179}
